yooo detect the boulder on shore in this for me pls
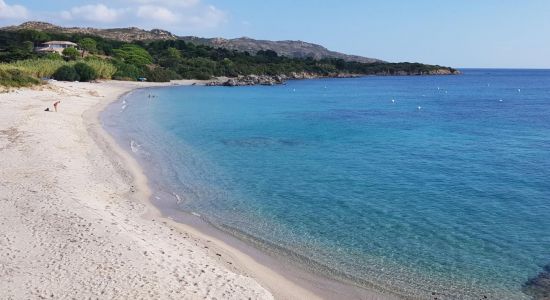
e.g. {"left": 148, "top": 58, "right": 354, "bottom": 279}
{"left": 522, "top": 264, "right": 550, "bottom": 299}
{"left": 207, "top": 75, "right": 286, "bottom": 86}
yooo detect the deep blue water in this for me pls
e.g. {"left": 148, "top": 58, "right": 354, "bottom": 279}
{"left": 103, "top": 70, "right": 550, "bottom": 299}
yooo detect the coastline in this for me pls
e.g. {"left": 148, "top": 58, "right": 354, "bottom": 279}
{"left": 88, "top": 81, "right": 322, "bottom": 299}
{"left": 0, "top": 80, "right": 271, "bottom": 299}
{"left": 0, "top": 79, "right": 393, "bottom": 299}
{"left": 98, "top": 83, "right": 397, "bottom": 299}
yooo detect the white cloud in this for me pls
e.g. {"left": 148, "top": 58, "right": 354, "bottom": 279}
{"left": 61, "top": 4, "right": 124, "bottom": 23}
{"left": 185, "top": 5, "right": 226, "bottom": 29}
{"left": 0, "top": 0, "right": 28, "bottom": 20}
{"left": 134, "top": 3, "right": 227, "bottom": 30}
{"left": 137, "top": 5, "right": 178, "bottom": 23}
{"left": 131, "top": 0, "right": 199, "bottom": 7}
{"left": 0, "top": 1, "right": 227, "bottom": 32}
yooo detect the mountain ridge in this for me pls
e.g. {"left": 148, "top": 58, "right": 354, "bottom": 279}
{"left": 2, "top": 21, "right": 382, "bottom": 64}
{"left": 179, "top": 36, "right": 383, "bottom": 64}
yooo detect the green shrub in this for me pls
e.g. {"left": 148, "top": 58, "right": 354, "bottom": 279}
{"left": 112, "top": 61, "right": 141, "bottom": 80}
{"left": 0, "top": 68, "right": 40, "bottom": 87}
{"left": 191, "top": 71, "right": 211, "bottom": 80}
{"left": 0, "top": 59, "right": 66, "bottom": 78}
{"left": 79, "top": 38, "right": 97, "bottom": 54}
{"left": 62, "top": 47, "right": 80, "bottom": 60}
{"left": 113, "top": 44, "right": 152, "bottom": 67}
{"left": 53, "top": 65, "right": 79, "bottom": 81}
{"left": 145, "top": 67, "right": 181, "bottom": 82}
{"left": 43, "top": 52, "right": 64, "bottom": 60}
{"left": 74, "top": 62, "right": 98, "bottom": 82}
{"left": 84, "top": 58, "right": 116, "bottom": 79}
{"left": 112, "top": 76, "right": 136, "bottom": 81}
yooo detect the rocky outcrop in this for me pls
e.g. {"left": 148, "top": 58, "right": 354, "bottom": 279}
{"left": 180, "top": 36, "right": 383, "bottom": 64}
{"left": 356, "top": 68, "right": 460, "bottom": 76}
{"left": 523, "top": 264, "right": 550, "bottom": 299}
{"left": 207, "top": 75, "right": 286, "bottom": 86}
{"left": 207, "top": 73, "right": 367, "bottom": 86}
{"left": 427, "top": 68, "right": 461, "bottom": 75}
{"left": 205, "top": 69, "right": 459, "bottom": 87}
{"left": 1, "top": 22, "right": 177, "bottom": 42}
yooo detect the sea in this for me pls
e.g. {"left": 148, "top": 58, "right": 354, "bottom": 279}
{"left": 102, "top": 69, "right": 550, "bottom": 299}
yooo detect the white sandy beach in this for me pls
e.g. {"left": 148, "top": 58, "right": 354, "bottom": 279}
{"left": 0, "top": 80, "right": 327, "bottom": 299}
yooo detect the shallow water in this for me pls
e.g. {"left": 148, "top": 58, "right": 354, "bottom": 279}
{"left": 103, "top": 70, "right": 550, "bottom": 299}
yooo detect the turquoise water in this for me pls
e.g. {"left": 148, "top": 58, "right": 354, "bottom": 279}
{"left": 103, "top": 70, "right": 550, "bottom": 299}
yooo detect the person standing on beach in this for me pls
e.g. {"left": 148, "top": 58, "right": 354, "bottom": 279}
{"left": 53, "top": 101, "right": 60, "bottom": 112}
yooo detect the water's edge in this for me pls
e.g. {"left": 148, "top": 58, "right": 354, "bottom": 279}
{"left": 100, "top": 85, "right": 397, "bottom": 300}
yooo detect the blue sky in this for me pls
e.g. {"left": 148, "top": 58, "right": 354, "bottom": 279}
{"left": 1, "top": 0, "right": 549, "bottom": 68}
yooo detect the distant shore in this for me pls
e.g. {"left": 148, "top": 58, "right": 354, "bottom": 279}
{"left": 207, "top": 69, "right": 460, "bottom": 86}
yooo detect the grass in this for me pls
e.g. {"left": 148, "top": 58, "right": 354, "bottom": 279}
{"left": 0, "top": 59, "right": 66, "bottom": 78}
{"left": 0, "top": 58, "right": 117, "bottom": 87}
{"left": 0, "top": 68, "right": 41, "bottom": 87}
{"left": 83, "top": 58, "right": 117, "bottom": 79}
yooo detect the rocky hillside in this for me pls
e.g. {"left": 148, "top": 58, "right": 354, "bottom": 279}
{"left": 1, "top": 21, "right": 177, "bottom": 42}
{"left": 2, "top": 22, "right": 381, "bottom": 63}
{"left": 180, "top": 37, "right": 383, "bottom": 63}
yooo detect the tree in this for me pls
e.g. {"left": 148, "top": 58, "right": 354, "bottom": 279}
{"left": 145, "top": 66, "right": 180, "bottom": 82}
{"left": 19, "top": 30, "right": 50, "bottom": 46}
{"left": 73, "top": 62, "right": 98, "bottom": 82}
{"left": 53, "top": 65, "right": 79, "bottom": 81}
{"left": 257, "top": 50, "right": 278, "bottom": 58}
{"left": 44, "top": 52, "right": 63, "bottom": 60}
{"left": 112, "top": 59, "right": 142, "bottom": 80}
{"left": 113, "top": 44, "right": 152, "bottom": 67}
{"left": 62, "top": 47, "right": 79, "bottom": 60}
{"left": 22, "top": 41, "right": 34, "bottom": 53}
{"left": 158, "top": 47, "right": 182, "bottom": 68}
{"left": 79, "top": 38, "right": 97, "bottom": 56}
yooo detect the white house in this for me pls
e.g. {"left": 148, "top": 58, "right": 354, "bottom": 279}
{"left": 35, "top": 41, "right": 78, "bottom": 54}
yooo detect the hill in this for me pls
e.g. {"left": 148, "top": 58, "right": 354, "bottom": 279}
{"left": 0, "top": 22, "right": 459, "bottom": 87}
{"left": 1, "top": 21, "right": 176, "bottom": 42}
{"left": 3, "top": 22, "right": 380, "bottom": 63}
{"left": 180, "top": 36, "right": 383, "bottom": 64}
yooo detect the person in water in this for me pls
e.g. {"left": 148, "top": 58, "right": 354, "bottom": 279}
{"left": 53, "top": 101, "right": 60, "bottom": 112}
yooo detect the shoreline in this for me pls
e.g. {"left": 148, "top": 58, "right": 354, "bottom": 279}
{"left": 0, "top": 80, "right": 270, "bottom": 299}
{"left": 89, "top": 81, "right": 323, "bottom": 299}
{"left": 0, "top": 79, "right": 394, "bottom": 299}
{"left": 98, "top": 82, "right": 397, "bottom": 299}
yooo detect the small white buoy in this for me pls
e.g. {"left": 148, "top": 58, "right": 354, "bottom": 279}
{"left": 499, "top": 99, "right": 503, "bottom": 102}
{"left": 517, "top": 88, "right": 521, "bottom": 93}
{"left": 418, "top": 106, "right": 422, "bottom": 110}
{"left": 391, "top": 99, "right": 395, "bottom": 103}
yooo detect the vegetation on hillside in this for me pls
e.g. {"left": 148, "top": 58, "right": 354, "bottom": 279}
{"left": 0, "top": 29, "right": 458, "bottom": 87}
{"left": 0, "top": 68, "right": 40, "bottom": 87}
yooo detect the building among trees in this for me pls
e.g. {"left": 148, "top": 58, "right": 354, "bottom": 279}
{"left": 35, "top": 41, "right": 78, "bottom": 54}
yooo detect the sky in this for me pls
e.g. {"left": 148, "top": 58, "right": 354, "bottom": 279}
{"left": 1, "top": 0, "right": 549, "bottom": 68}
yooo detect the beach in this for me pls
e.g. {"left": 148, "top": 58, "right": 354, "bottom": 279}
{"left": 0, "top": 80, "right": 327, "bottom": 299}
{"left": 2, "top": 73, "right": 546, "bottom": 299}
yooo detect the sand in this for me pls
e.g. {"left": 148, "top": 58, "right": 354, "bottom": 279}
{"left": 0, "top": 79, "right": 397, "bottom": 300}
{"left": 0, "top": 80, "right": 326, "bottom": 300}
